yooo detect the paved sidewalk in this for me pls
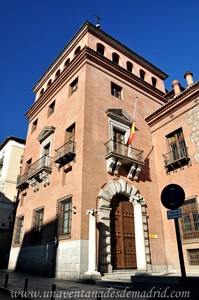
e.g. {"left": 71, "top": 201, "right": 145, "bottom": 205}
{"left": 0, "top": 269, "right": 199, "bottom": 300}
{"left": 0, "top": 270, "right": 130, "bottom": 300}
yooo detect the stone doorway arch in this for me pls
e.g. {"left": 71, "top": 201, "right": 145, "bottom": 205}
{"left": 97, "top": 178, "right": 150, "bottom": 273}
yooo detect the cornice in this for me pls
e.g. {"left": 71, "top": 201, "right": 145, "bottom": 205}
{"left": 32, "top": 20, "right": 168, "bottom": 93}
{"left": 26, "top": 46, "right": 167, "bottom": 120}
{"left": 145, "top": 82, "right": 199, "bottom": 126}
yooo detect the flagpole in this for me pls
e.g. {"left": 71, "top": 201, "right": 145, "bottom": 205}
{"left": 126, "top": 97, "right": 138, "bottom": 145}
{"left": 133, "top": 97, "right": 138, "bottom": 120}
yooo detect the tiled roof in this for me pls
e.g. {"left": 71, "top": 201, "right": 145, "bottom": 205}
{"left": 145, "top": 81, "right": 199, "bottom": 122}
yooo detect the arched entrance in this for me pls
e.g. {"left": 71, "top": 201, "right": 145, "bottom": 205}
{"left": 98, "top": 179, "right": 150, "bottom": 273}
{"left": 110, "top": 194, "right": 136, "bottom": 269}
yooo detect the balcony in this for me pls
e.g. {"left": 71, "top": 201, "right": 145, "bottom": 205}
{"left": 104, "top": 140, "right": 144, "bottom": 179}
{"left": 16, "top": 173, "right": 29, "bottom": 190}
{"left": 163, "top": 146, "right": 190, "bottom": 172}
{"left": 28, "top": 155, "right": 53, "bottom": 182}
{"left": 54, "top": 140, "right": 76, "bottom": 167}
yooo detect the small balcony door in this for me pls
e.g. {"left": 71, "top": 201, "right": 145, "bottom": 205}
{"left": 113, "top": 128, "right": 125, "bottom": 155}
{"left": 42, "top": 143, "right": 50, "bottom": 166}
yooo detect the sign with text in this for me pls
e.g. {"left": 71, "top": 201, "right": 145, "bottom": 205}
{"left": 167, "top": 208, "right": 182, "bottom": 219}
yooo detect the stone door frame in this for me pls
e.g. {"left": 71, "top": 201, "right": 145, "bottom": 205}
{"left": 97, "top": 178, "right": 150, "bottom": 273}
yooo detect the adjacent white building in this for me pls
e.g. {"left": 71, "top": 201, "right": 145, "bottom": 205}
{"left": 0, "top": 136, "right": 25, "bottom": 268}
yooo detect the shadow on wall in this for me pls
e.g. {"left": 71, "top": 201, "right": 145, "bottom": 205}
{"left": 15, "top": 219, "right": 58, "bottom": 277}
{"left": 0, "top": 192, "right": 16, "bottom": 269}
{"left": 139, "top": 158, "right": 152, "bottom": 182}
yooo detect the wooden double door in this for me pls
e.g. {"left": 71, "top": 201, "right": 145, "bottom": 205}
{"left": 110, "top": 194, "right": 137, "bottom": 269}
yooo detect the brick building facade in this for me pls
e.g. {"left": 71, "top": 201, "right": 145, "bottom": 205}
{"left": 8, "top": 21, "right": 199, "bottom": 279}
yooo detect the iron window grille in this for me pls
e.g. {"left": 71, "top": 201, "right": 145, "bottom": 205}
{"left": 180, "top": 197, "right": 199, "bottom": 241}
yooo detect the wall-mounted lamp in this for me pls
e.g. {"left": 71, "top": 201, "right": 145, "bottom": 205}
{"left": 73, "top": 206, "right": 77, "bottom": 214}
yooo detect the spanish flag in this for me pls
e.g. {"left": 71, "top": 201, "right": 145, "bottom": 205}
{"left": 126, "top": 121, "right": 135, "bottom": 145}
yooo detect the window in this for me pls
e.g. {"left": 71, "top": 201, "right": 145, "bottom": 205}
{"left": 40, "top": 88, "right": 44, "bottom": 95}
{"left": 70, "top": 77, "right": 78, "bottom": 95}
{"left": 111, "top": 82, "right": 122, "bottom": 99}
{"left": 188, "top": 249, "right": 199, "bottom": 265}
{"left": 74, "top": 46, "right": 81, "bottom": 57}
{"left": 96, "top": 43, "right": 105, "bottom": 55}
{"left": 163, "top": 128, "right": 189, "bottom": 172}
{"left": 126, "top": 61, "right": 133, "bottom": 72}
{"left": 57, "top": 197, "right": 72, "bottom": 237}
{"left": 14, "top": 216, "right": 24, "bottom": 244}
{"left": 152, "top": 77, "right": 157, "bottom": 87}
{"left": 48, "top": 100, "right": 55, "bottom": 117}
{"left": 26, "top": 158, "right": 32, "bottom": 177}
{"left": 31, "top": 208, "right": 44, "bottom": 243}
{"left": 180, "top": 197, "right": 199, "bottom": 240}
{"left": 66, "top": 123, "right": 75, "bottom": 143}
{"left": 166, "top": 128, "right": 187, "bottom": 162}
{"left": 112, "top": 52, "right": 120, "bottom": 64}
{"left": 31, "top": 119, "right": 38, "bottom": 133}
{"left": 140, "top": 69, "right": 145, "bottom": 80}
{"left": 55, "top": 69, "right": 61, "bottom": 78}
{"left": 64, "top": 58, "right": 70, "bottom": 68}
{"left": 113, "top": 128, "right": 126, "bottom": 155}
{"left": 47, "top": 79, "right": 52, "bottom": 87}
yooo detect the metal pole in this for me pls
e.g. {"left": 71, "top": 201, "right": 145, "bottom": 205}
{"left": 174, "top": 218, "right": 186, "bottom": 279}
{"left": 24, "top": 278, "right": 29, "bottom": 292}
{"left": 4, "top": 274, "right": 9, "bottom": 287}
{"left": 51, "top": 284, "right": 56, "bottom": 300}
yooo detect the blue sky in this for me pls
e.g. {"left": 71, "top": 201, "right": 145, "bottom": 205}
{"left": 1, "top": 0, "right": 199, "bottom": 142}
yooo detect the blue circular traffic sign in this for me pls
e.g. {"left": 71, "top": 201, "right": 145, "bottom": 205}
{"left": 161, "top": 184, "right": 185, "bottom": 210}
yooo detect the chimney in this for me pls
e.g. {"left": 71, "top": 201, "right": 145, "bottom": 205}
{"left": 172, "top": 80, "right": 181, "bottom": 95}
{"left": 184, "top": 71, "right": 194, "bottom": 87}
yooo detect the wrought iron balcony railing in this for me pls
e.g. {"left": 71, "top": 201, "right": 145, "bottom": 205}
{"left": 163, "top": 146, "right": 190, "bottom": 171}
{"left": 54, "top": 140, "right": 76, "bottom": 166}
{"left": 104, "top": 140, "right": 144, "bottom": 164}
{"left": 16, "top": 173, "right": 29, "bottom": 190}
{"left": 27, "top": 155, "right": 53, "bottom": 180}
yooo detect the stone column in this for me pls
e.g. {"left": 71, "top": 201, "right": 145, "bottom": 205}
{"left": 130, "top": 194, "right": 147, "bottom": 270}
{"left": 85, "top": 209, "right": 101, "bottom": 278}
